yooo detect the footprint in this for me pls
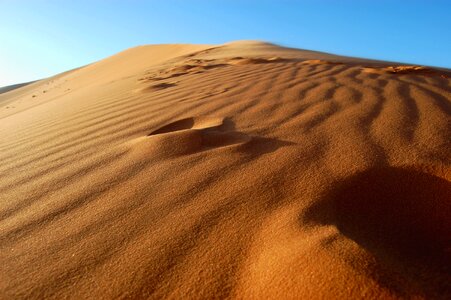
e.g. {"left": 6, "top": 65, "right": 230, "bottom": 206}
{"left": 134, "top": 82, "right": 178, "bottom": 93}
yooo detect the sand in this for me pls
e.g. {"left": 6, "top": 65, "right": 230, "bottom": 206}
{"left": 0, "top": 41, "right": 450, "bottom": 299}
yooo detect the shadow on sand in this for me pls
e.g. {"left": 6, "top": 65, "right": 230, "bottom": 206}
{"left": 304, "top": 166, "right": 451, "bottom": 297}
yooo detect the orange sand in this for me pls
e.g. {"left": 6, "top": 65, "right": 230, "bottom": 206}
{"left": 0, "top": 41, "right": 450, "bottom": 299}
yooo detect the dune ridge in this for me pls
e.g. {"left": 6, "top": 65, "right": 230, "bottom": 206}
{"left": 0, "top": 41, "right": 450, "bottom": 299}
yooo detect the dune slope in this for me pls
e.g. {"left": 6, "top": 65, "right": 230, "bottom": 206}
{"left": 0, "top": 41, "right": 450, "bottom": 299}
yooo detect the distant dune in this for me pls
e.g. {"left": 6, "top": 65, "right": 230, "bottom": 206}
{"left": 0, "top": 41, "right": 450, "bottom": 299}
{"left": 0, "top": 81, "right": 35, "bottom": 95}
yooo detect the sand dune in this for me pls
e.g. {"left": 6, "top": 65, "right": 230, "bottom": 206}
{"left": 0, "top": 81, "right": 35, "bottom": 96}
{"left": 0, "top": 41, "right": 450, "bottom": 299}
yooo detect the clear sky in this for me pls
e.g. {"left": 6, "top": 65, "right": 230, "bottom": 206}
{"left": 1, "top": 0, "right": 450, "bottom": 87}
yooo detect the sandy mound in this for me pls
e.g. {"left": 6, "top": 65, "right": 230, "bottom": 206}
{"left": 148, "top": 117, "right": 224, "bottom": 134}
{"left": 125, "top": 117, "right": 251, "bottom": 158}
{"left": 0, "top": 41, "right": 450, "bottom": 299}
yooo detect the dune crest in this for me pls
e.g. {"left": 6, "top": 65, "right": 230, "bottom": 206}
{"left": 0, "top": 41, "right": 450, "bottom": 299}
{"left": 362, "top": 65, "right": 450, "bottom": 77}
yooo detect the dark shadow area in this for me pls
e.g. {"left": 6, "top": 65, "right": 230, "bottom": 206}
{"left": 240, "top": 136, "right": 295, "bottom": 156}
{"left": 304, "top": 166, "right": 451, "bottom": 296}
{"left": 201, "top": 130, "right": 251, "bottom": 149}
{"left": 219, "top": 117, "right": 236, "bottom": 131}
{"left": 201, "top": 133, "right": 294, "bottom": 157}
{"left": 146, "top": 82, "right": 177, "bottom": 91}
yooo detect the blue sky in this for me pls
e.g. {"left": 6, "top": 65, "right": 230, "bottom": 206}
{"left": 1, "top": 0, "right": 450, "bottom": 86}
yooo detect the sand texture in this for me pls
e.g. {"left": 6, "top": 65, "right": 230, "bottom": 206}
{"left": 0, "top": 41, "right": 450, "bottom": 299}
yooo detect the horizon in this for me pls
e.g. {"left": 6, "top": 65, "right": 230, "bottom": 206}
{"left": 1, "top": 0, "right": 450, "bottom": 87}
